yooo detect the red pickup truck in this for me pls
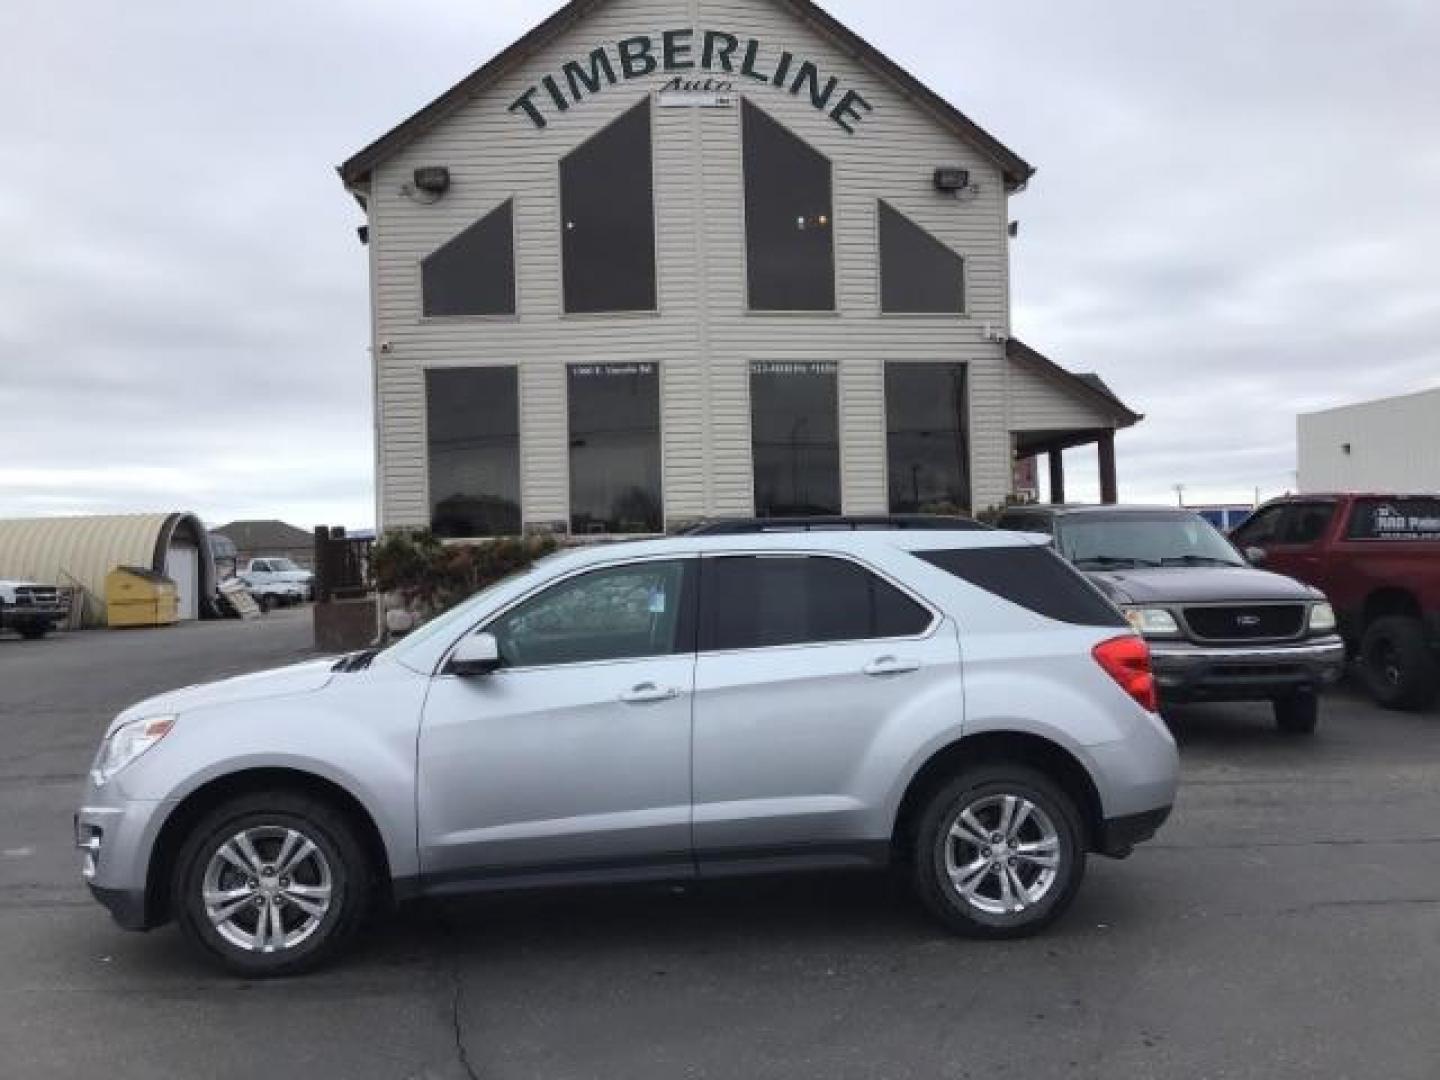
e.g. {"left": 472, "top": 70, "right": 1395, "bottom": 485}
{"left": 1231, "top": 494, "right": 1440, "bottom": 710}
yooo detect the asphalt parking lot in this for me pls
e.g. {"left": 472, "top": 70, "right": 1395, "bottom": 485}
{"left": 2, "top": 613, "right": 1438, "bottom": 1079}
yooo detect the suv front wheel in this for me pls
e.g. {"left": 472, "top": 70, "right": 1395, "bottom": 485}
{"left": 912, "top": 765, "right": 1086, "bottom": 938}
{"left": 172, "top": 791, "right": 372, "bottom": 977}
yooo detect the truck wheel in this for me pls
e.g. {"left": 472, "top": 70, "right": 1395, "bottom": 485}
{"left": 172, "top": 791, "right": 373, "bottom": 977}
{"left": 1273, "top": 692, "right": 1319, "bottom": 735}
{"left": 259, "top": 594, "right": 279, "bottom": 613}
{"left": 17, "top": 625, "right": 48, "bottom": 640}
{"left": 912, "top": 765, "right": 1086, "bottom": 939}
{"left": 1360, "top": 616, "right": 1439, "bottom": 712}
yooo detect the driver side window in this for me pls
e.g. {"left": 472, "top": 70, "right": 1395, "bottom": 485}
{"left": 486, "top": 560, "right": 692, "bottom": 669}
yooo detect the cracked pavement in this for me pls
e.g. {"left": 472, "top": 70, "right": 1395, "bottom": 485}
{"left": 2, "top": 610, "right": 1438, "bottom": 1078}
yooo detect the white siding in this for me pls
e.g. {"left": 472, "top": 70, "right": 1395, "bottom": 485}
{"left": 1007, "top": 359, "right": 1115, "bottom": 433}
{"left": 1298, "top": 388, "right": 1440, "bottom": 493}
{"left": 366, "top": 0, "right": 1037, "bottom": 530}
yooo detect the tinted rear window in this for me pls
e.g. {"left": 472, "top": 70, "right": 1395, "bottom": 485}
{"left": 1345, "top": 498, "right": 1440, "bottom": 541}
{"left": 917, "top": 546, "right": 1127, "bottom": 628}
{"left": 702, "top": 555, "right": 932, "bottom": 651}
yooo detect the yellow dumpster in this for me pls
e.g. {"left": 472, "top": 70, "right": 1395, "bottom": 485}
{"left": 105, "top": 567, "right": 179, "bottom": 628}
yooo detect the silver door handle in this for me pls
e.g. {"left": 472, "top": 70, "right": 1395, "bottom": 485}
{"left": 863, "top": 657, "right": 921, "bottom": 677}
{"left": 620, "top": 683, "right": 680, "bottom": 704}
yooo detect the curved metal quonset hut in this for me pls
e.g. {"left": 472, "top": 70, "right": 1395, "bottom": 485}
{"left": 0, "top": 513, "right": 217, "bottom": 626}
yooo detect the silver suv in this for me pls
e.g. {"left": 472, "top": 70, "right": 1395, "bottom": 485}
{"left": 77, "top": 526, "right": 1178, "bottom": 975}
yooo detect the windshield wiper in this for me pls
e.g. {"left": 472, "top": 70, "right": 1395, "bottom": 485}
{"left": 1160, "top": 555, "right": 1242, "bottom": 567}
{"left": 333, "top": 648, "right": 380, "bottom": 673}
{"left": 1073, "top": 556, "right": 1161, "bottom": 569}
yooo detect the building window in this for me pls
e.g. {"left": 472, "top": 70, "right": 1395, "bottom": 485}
{"left": 561, "top": 99, "right": 656, "bottom": 313}
{"left": 421, "top": 200, "right": 516, "bottom": 318}
{"left": 426, "top": 367, "right": 522, "bottom": 538}
{"left": 750, "top": 361, "right": 840, "bottom": 517}
{"left": 742, "top": 100, "right": 835, "bottom": 312}
{"left": 878, "top": 202, "right": 965, "bottom": 314}
{"left": 886, "top": 363, "right": 970, "bottom": 514}
{"left": 568, "top": 363, "right": 663, "bottom": 535}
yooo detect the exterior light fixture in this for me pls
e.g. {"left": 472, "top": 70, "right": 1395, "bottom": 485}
{"left": 412, "top": 166, "right": 452, "bottom": 196}
{"left": 933, "top": 167, "right": 970, "bottom": 193}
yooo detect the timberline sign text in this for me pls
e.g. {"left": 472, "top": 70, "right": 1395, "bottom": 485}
{"left": 510, "top": 29, "right": 874, "bottom": 134}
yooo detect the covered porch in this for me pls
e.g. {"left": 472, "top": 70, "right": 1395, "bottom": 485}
{"left": 1005, "top": 339, "right": 1143, "bottom": 505}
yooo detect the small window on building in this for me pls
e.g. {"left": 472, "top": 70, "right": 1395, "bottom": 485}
{"left": 878, "top": 202, "right": 965, "bottom": 314}
{"left": 701, "top": 555, "right": 932, "bottom": 652}
{"left": 426, "top": 367, "right": 522, "bottom": 538}
{"left": 742, "top": 100, "right": 835, "bottom": 312}
{"left": 887, "top": 363, "right": 971, "bottom": 514}
{"left": 568, "top": 363, "right": 663, "bottom": 535}
{"left": 750, "top": 361, "right": 841, "bottom": 518}
{"left": 421, "top": 200, "right": 516, "bottom": 318}
{"left": 561, "top": 99, "right": 656, "bottom": 313}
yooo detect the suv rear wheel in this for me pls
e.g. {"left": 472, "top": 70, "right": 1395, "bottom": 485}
{"left": 172, "top": 791, "right": 372, "bottom": 977}
{"left": 1360, "top": 616, "right": 1439, "bottom": 712}
{"left": 912, "top": 765, "right": 1086, "bottom": 938}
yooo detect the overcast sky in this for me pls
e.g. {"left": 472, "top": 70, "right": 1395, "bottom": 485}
{"left": 2, "top": 0, "right": 1437, "bottom": 527}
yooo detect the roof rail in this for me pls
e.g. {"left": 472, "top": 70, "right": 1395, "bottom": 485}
{"left": 681, "top": 515, "right": 989, "bottom": 536}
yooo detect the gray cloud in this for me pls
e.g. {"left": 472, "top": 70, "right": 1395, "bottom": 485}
{"left": 2, "top": 0, "right": 1437, "bottom": 525}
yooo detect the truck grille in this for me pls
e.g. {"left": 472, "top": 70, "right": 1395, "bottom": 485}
{"left": 1184, "top": 605, "right": 1306, "bottom": 642}
{"left": 13, "top": 586, "right": 68, "bottom": 611}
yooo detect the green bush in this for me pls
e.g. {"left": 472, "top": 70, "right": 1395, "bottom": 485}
{"left": 372, "top": 530, "right": 560, "bottom": 618}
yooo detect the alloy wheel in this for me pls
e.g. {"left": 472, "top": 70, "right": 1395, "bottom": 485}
{"left": 942, "top": 793, "right": 1062, "bottom": 917}
{"left": 202, "top": 826, "right": 334, "bottom": 954}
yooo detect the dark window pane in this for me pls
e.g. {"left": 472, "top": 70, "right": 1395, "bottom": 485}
{"left": 569, "top": 363, "right": 663, "bottom": 535}
{"left": 917, "top": 547, "right": 1127, "bottom": 628}
{"left": 489, "top": 561, "right": 691, "bottom": 668}
{"left": 879, "top": 201, "right": 965, "bottom": 314}
{"left": 750, "top": 362, "right": 840, "bottom": 517}
{"left": 1280, "top": 504, "right": 1336, "bottom": 544}
{"left": 1345, "top": 498, "right": 1440, "bottom": 540}
{"left": 1232, "top": 507, "right": 1285, "bottom": 546}
{"left": 887, "top": 363, "right": 970, "bottom": 514}
{"left": 743, "top": 100, "right": 834, "bottom": 311}
{"left": 426, "top": 368, "right": 521, "bottom": 538}
{"left": 561, "top": 100, "right": 656, "bottom": 313}
{"left": 702, "top": 556, "right": 931, "bottom": 651}
{"left": 422, "top": 200, "right": 516, "bottom": 317}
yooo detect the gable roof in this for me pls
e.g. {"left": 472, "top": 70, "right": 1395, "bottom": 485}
{"left": 1006, "top": 338, "right": 1143, "bottom": 428}
{"left": 211, "top": 520, "right": 315, "bottom": 553}
{"left": 338, "top": 0, "right": 1035, "bottom": 194}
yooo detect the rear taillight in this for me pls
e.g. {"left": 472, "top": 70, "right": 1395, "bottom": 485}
{"left": 1093, "top": 635, "right": 1159, "bottom": 713}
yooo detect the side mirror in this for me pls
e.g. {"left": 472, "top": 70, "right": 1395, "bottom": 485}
{"left": 450, "top": 632, "right": 503, "bottom": 678}
{"left": 1244, "top": 546, "right": 1268, "bottom": 566}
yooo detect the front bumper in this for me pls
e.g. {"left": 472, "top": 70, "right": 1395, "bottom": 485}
{"left": 1149, "top": 636, "right": 1346, "bottom": 703}
{"left": 75, "top": 793, "right": 169, "bottom": 931}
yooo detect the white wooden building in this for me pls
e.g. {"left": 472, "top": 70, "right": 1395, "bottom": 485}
{"left": 339, "top": 0, "right": 1141, "bottom": 537}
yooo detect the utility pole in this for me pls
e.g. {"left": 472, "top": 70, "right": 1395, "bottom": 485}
{"left": 1174, "top": 484, "right": 1186, "bottom": 508}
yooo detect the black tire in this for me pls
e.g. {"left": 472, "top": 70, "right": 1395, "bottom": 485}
{"left": 16, "top": 624, "right": 48, "bottom": 640}
{"left": 1273, "top": 692, "right": 1319, "bottom": 735}
{"left": 912, "top": 765, "right": 1086, "bottom": 939}
{"left": 259, "top": 594, "right": 279, "bottom": 613}
{"left": 1360, "top": 616, "right": 1439, "bottom": 712}
{"left": 172, "top": 791, "right": 373, "bottom": 977}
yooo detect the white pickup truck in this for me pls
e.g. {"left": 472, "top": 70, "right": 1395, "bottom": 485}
{"left": 237, "top": 559, "right": 315, "bottom": 611}
{"left": 0, "top": 579, "right": 71, "bottom": 639}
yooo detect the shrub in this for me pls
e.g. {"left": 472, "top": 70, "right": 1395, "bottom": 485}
{"left": 372, "top": 530, "right": 560, "bottom": 618}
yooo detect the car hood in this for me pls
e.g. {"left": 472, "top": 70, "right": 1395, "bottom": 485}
{"left": 113, "top": 658, "right": 338, "bottom": 727}
{"left": 1085, "top": 566, "right": 1321, "bottom": 605}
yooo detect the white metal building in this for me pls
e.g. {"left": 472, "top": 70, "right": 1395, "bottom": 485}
{"left": 0, "top": 513, "right": 217, "bottom": 626}
{"left": 339, "top": 0, "right": 1141, "bottom": 537}
{"left": 1299, "top": 388, "right": 1440, "bottom": 493}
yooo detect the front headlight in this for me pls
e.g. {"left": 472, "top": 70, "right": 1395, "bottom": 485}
{"left": 1124, "top": 607, "right": 1181, "bottom": 637}
{"left": 91, "top": 715, "right": 175, "bottom": 787}
{"left": 1309, "top": 602, "right": 1338, "bottom": 634}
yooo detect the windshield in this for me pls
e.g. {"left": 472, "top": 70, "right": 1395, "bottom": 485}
{"left": 1060, "top": 514, "right": 1244, "bottom": 570}
{"left": 270, "top": 559, "right": 301, "bottom": 572}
